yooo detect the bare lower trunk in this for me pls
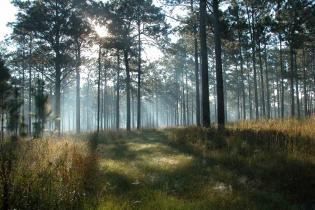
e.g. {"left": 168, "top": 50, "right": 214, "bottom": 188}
{"left": 191, "top": 0, "right": 200, "bottom": 126}
{"left": 302, "top": 48, "right": 308, "bottom": 116}
{"left": 55, "top": 63, "right": 61, "bottom": 135}
{"left": 199, "top": 0, "right": 210, "bottom": 127}
{"left": 294, "top": 52, "right": 300, "bottom": 118}
{"left": 246, "top": 3, "right": 259, "bottom": 119}
{"left": 97, "top": 45, "right": 101, "bottom": 134}
{"left": 213, "top": 0, "right": 225, "bottom": 129}
{"left": 137, "top": 21, "right": 141, "bottom": 130}
{"left": 116, "top": 52, "right": 120, "bottom": 130}
{"left": 290, "top": 45, "right": 295, "bottom": 117}
{"left": 258, "top": 43, "right": 265, "bottom": 117}
{"left": 28, "top": 40, "right": 32, "bottom": 135}
{"left": 279, "top": 37, "right": 285, "bottom": 118}
{"left": 76, "top": 45, "right": 81, "bottom": 134}
{"left": 124, "top": 49, "right": 131, "bottom": 132}
{"left": 264, "top": 44, "right": 271, "bottom": 119}
{"left": 1, "top": 101, "right": 4, "bottom": 142}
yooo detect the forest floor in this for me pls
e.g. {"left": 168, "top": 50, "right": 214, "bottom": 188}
{"left": 88, "top": 124, "right": 315, "bottom": 210}
{"left": 2, "top": 118, "right": 315, "bottom": 210}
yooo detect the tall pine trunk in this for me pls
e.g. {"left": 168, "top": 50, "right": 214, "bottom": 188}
{"left": 302, "top": 48, "right": 308, "bottom": 116}
{"left": 55, "top": 54, "right": 61, "bottom": 135}
{"left": 191, "top": 0, "right": 201, "bottom": 126}
{"left": 54, "top": 30, "right": 62, "bottom": 135}
{"left": 258, "top": 43, "right": 266, "bottom": 117}
{"left": 290, "top": 45, "right": 295, "bottom": 116}
{"left": 236, "top": 6, "right": 246, "bottom": 120}
{"left": 213, "top": 0, "right": 225, "bottom": 129}
{"left": 97, "top": 44, "right": 101, "bottom": 134}
{"left": 199, "top": 0, "right": 210, "bottom": 127}
{"left": 294, "top": 52, "right": 300, "bottom": 118}
{"left": 116, "top": 52, "right": 120, "bottom": 130}
{"left": 137, "top": 21, "right": 141, "bottom": 130}
{"left": 279, "top": 37, "right": 285, "bottom": 118}
{"left": 124, "top": 49, "right": 131, "bottom": 132}
{"left": 182, "top": 69, "right": 186, "bottom": 126}
{"left": 246, "top": 3, "right": 259, "bottom": 119}
{"left": 245, "top": 59, "right": 252, "bottom": 119}
{"left": 28, "top": 37, "right": 32, "bottom": 135}
{"left": 264, "top": 43, "right": 271, "bottom": 118}
{"left": 75, "top": 43, "right": 81, "bottom": 134}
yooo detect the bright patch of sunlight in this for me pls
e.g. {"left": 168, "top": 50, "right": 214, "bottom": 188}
{"left": 124, "top": 142, "right": 194, "bottom": 170}
{"left": 0, "top": 0, "right": 17, "bottom": 40}
{"left": 100, "top": 159, "right": 143, "bottom": 179}
{"left": 140, "top": 152, "right": 194, "bottom": 172}
{"left": 152, "top": 155, "right": 192, "bottom": 166}
{"left": 94, "top": 24, "right": 108, "bottom": 38}
{"left": 127, "top": 142, "right": 158, "bottom": 151}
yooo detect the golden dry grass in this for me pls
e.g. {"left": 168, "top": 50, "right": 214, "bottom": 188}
{"left": 228, "top": 116, "right": 315, "bottom": 139}
{"left": 0, "top": 135, "right": 98, "bottom": 210}
{"left": 2, "top": 116, "right": 315, "bottom": 210}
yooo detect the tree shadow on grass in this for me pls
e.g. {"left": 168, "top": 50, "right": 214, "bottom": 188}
{"left": 165, "top": 127, "right": 315, "bottom": 209}
{"left": 90, "top": 129, "right": 315, "bottom": 210}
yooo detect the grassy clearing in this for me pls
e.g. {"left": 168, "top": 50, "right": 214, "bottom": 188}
{"left": 2, "top": 117, "right": 315, "bottom": 209}
{"left": 92, "top": 117, "right": 315, "bottom": 210}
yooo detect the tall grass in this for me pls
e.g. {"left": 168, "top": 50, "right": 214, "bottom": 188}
{"left": 2, "top": 116, "right": 315, "bottom": 209}
{"left": 229, "top": 116, "right": 315, "bottom": 138}
{"left": 167, "top": 116, "right": 315, "bottom": 158}
{"left": 165, "top": 116, "right": 315, "bottom": 208}
{"left": 0, "top": 136, "right": 99, "bottom": 210}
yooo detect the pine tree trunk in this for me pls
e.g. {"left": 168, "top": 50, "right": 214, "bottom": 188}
{"left": 104, "top": 63, "right": 108, "bottom": 129}
{"left": 185, "top": 72, "right": 189, "bottom": 125}
{"left": 213, "top": 0, "right": 225, "bottom": 129}
{"left": 55, "top": 57, "right": 61, "bottom": 135}
{"left": 276, "top": 79, "right": 281, "bottom": 117}
{"left": 246, "top": 3, "right": 259, "bottom": 119}
{"left": 302, "top": 48, "right": 308, "bottom": 116}
{"left": 264, "top": 43, "right": 271, "bottom": 118}
{"left": 124, "top": 49, "right": 131, "bottom": 132}
{"left": 75, "top": 44, "right": 81, "bottom": 134}
{"left": 116, "top": 52, "right": 120, "bottom": 130}
{"left": 294, "top": 52, "right": 300, "bottom": 118}
{"left": 21, "top": 52, "right": 25, "bottom": 133}
{"left": 279, "top": 37, "right": 285, "bottom": 118}
{"left": 290, "top": 45, "right": 295, "bottom": 116}
{"left": 102, "top": 84, "right": 105, "bottom": 129}
{"left": 236, "top": 8, "right": 246, "bottom": 120}
{"left": 86, "top": 74, "right": 90, "bottom": 130}
{"left": 28, "top": 38, "right": 32, "bottom": 135}
{"left": 258, "top": 43, "right": 266, "bottom": 117}
{"left": 54, "top": 31, "right": 62, "bottom": 135}
{"left": 1, "top": 99, "right": 4, "bottom": 142}
{"left": 236, "top": 64, "right": 240, "bottom": 120}
{"left": 132, "top": 90, "right": 135, "bottom": 129}
{"left": 247, "top": 59, "right": 253, "bottom": 119}
{"left": 191, "top": 0, "right": 201, "bottom": 126}
{"left": 199, "top": 0, "right": 210, "bottom": 127}
{"left": 137, "top": 22, "right": 141, "bottom": 130}
{"left": 182, "top": 69, "right": 186, "bottom": 126}
{"left": 97, "top": 44, "right": 101, "bottom": 134}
